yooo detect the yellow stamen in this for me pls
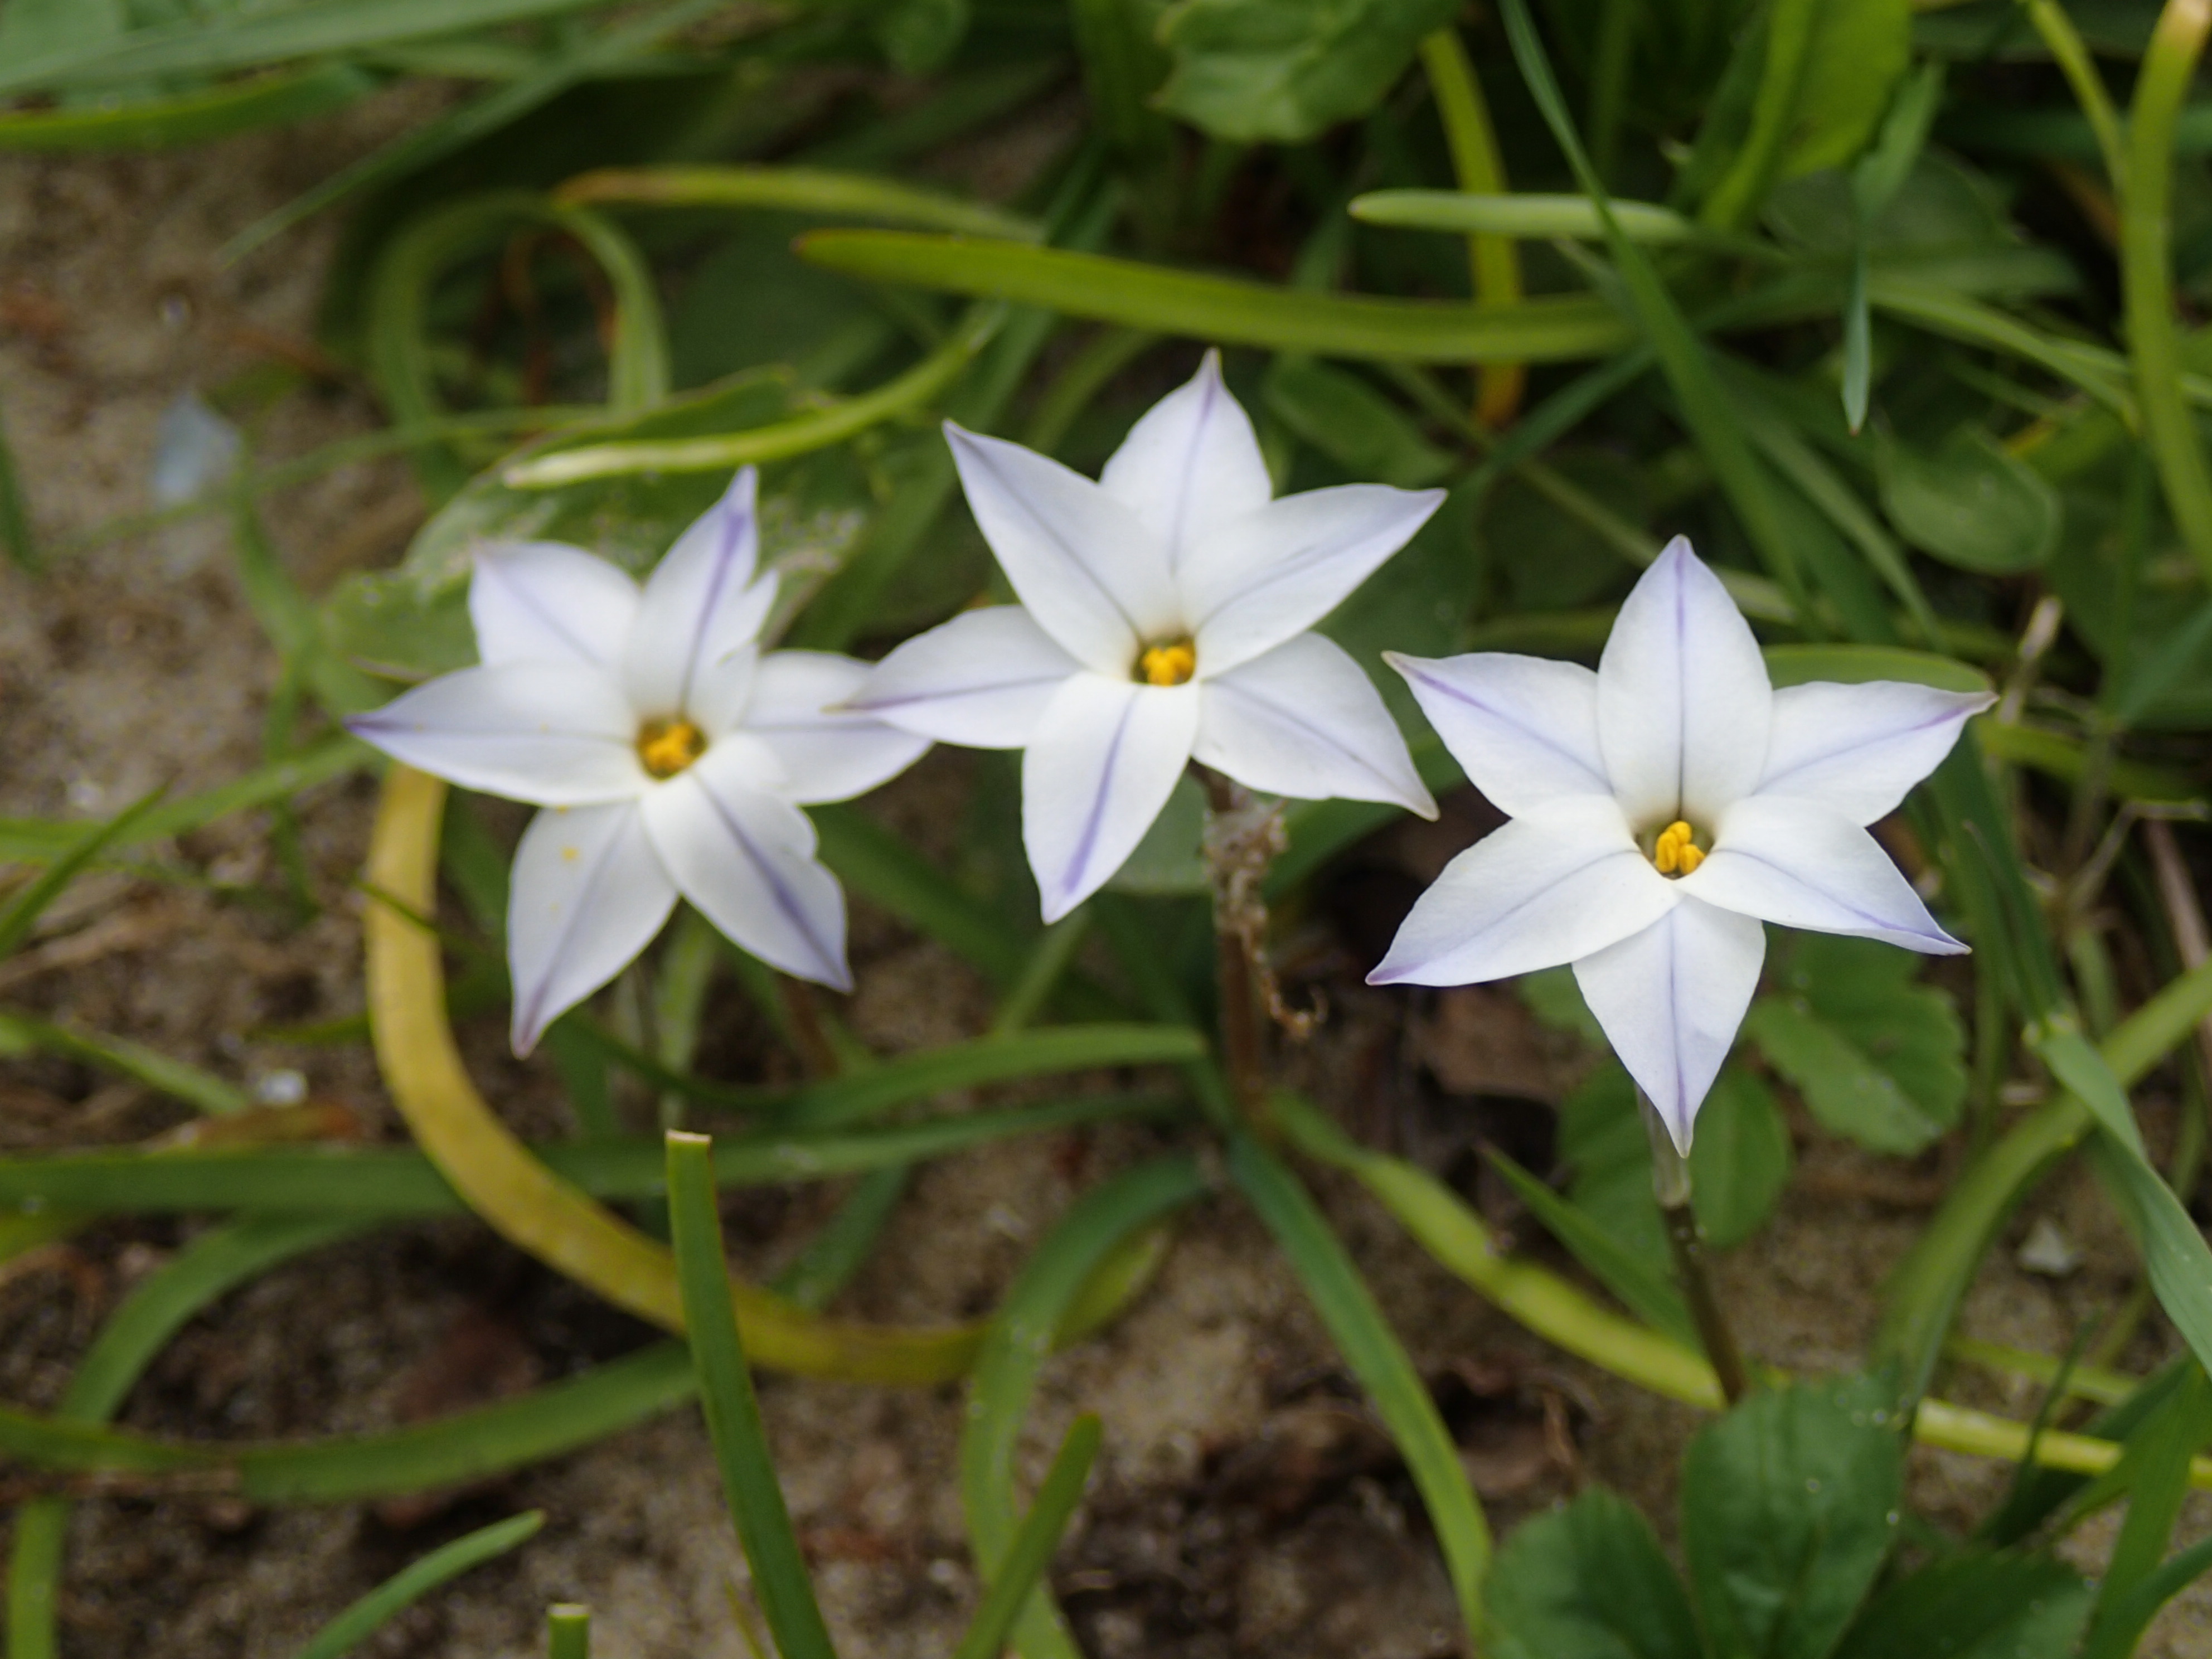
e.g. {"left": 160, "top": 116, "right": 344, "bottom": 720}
{"left": 1650, "top": 820, "right": 1703, "bottom": 877}
{"left": 637, "top": 717, "right": 707, "bottom": 779}
{"left": 1136, "top": 639, "right": 1197, "bottom": 687}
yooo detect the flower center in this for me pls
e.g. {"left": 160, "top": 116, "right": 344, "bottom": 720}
{"left": 1136, "top": 638, "right": 1197, "bottom": 687}
{"left": 1650, "top": 819, "right": 1706, "bottom": 876}
{"left": 637, "top": 717, "right": 707, "bottom": 779}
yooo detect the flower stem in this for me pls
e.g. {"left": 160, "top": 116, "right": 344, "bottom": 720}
{"left": 1196, "top": 768, "right": 1275, "bottom": 1137}
{"left": 1641, "top": 1093, "right": 1750, "bottom": 1404}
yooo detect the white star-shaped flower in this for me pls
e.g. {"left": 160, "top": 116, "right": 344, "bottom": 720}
{"left": 847, "top": 352, "right": 1443, "bottom": 920}
{"left": 1370, "top": 537, "right": 1992, "bottom": 1151}
{"left": 348, "top": 468, "right": 929, "bottom": 1053}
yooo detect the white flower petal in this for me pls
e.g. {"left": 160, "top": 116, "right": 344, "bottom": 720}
{"left": 347, "top": 663, "right": 646, "bottom": 805}
{"left": 1369, "top": 796, "right": 1680, "bottom": 987}
{"left": 1183, "top": 483, "right": 1446, "bottom": 676}
{"left": 641, "top": 746, "right": 851, "bottom": 990}
{"left": 1022, "top": 673, "right": 1201, "bottom": 922}
{"left": 947, "top": 423, "right": 1178, "bottom": 673}
{"left": 744, "top": 650, "right": 931, "bottom": 804}
{"left": 469, "top": 541, "right": 640, "bottom": 671}
{"left": 1099, "top": 350, "right": 1273, "bottom": 570}
{"left": 1388, "top": 650, "right": 1608, "bottom": 816}
{"left": 1758, "top": 680, "right": 1995, "bottom": 824}
{"left": 1686, "top": 793, "right": 1966, "bottom": 954}
{"left": 625, "top": 469, "right": 776, "bottom": 720}
{"left": 1572, "top": 899, "right": 1766, "bottom": 1154}
{"left": 507, "top": 802, "right": 677, "bottom": 1055}
{"left": 845, "top": 606, "right": 1081, "bottom": 748}
{"left": 1597, "top": 537, "right": 1773, "bottom": 831}
{"left": 1196, "top": 633, "right": 1435, "bottom": 816}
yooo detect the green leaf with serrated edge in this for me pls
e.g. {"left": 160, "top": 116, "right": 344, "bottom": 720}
{"left": 1745, "top": 934, "right": 1966, "bottom": 1156}
{"left": 1682, "top": 1372, "right": 1905, "bottom": 1659}
{"left": 1153, "top": 0, "right": 1460, "bottom": 143}
{"left": 1828, "top": 1549, "right": 2091, "bottom": 1659}
{"left": 1486, "top": 1487, "right": 1705, "bottom": 1659}
{"left": 1876, "top": 426, "right": 2061, "bottom": 574}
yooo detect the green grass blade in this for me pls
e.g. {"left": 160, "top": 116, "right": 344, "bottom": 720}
{"left": 666, "top": 1131, "right": 837, "bottom": 1659}
{"left": 1498, "top": 0, "right": 1808, "bottom": 610}
{"left": 295, "top": 1512, "right": 545, "bottom": 1659}
{"left": 0, "top": 386, "right": 36, "bottom": 570}
{"left": 9, "top": 1215, "right": 366, "bottom": 1659}
{"left": 547, "top": 1604, "right": 591, "bottom": 1659}
{"left": 1483, "top": 1148, "right": 1697, "bottom": 1347}
{"left": 0, "top": 735, "right": 367, "bottom": 865}
{"left": 0, "top": 0, "right": 615, "bottom": 97}
{"left": 0, "top": 1094, "right": 1177, "bottom": 1215}
{"left": 2078, "top": 1365, "right": 2212, "bottom": 1659}
{"left": 2124, "top": 0, "right": 2212, "bottom": 583}
{"left": 503, "top": 303, "right": 1003, "bottom": 487}
{"left": 0, "top": 1008, "right": 247, "bottom": 1115}
{"left": 1350, "top": 188, "right": 1698, "bottom": 242}
{"left": 796, "top": 231, "right": 1633, "bottom": 363}
{"left": 0, "top": 787, "right": 166, "bottom": 962}
{"left": 0, "top": 62, "right": 371, "bottom": 154}
{"left": 559, "top": 164, "right": 1039, "bottom": 240}
{"left": 951, "top": 1416, "right": 1101, "bottom": 1659}
{"left": 771, "top": 1164, "right": 910, "bottom": 1311}
{"left": 1229, "top": 1132, "right": 1491, "bottom": 1639}
{"left": 962, "top": 1156, "right": 1207, "bottom": 1659}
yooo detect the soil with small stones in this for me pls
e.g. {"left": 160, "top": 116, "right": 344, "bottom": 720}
{"left": 4, "top": 106, "right": 2212, "bottom": 1659}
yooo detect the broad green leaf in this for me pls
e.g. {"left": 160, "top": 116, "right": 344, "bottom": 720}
{"left": 1828, "top": 1549, "right": 2091, "bottom": 1659}
{"left": 1876, "top": 427, "right": 2061, "bottom": 574}
{"left": 1744, "top": 933, "right": 1966, "bottom": 1156}
{"left": 1682, "top": 1372, "right": 1905, "bottom": 1659}
{"left": 1687, "top": 1068, "right": 1794, "bottom": 1250}
{"left": 1153, "top": 0, "right": 1459, "bottom": 143}
{"left": 1486, "top": 1487, "right": 1705, "bottom": 1659}
{"left": 1558, "top": 1061, "right": 1791, "bottom": 1258}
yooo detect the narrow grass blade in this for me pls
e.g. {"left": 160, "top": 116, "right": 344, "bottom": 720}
{"left": 1350, "top": 188, "right": 1697, "bottom": 242}
{"left": 796, "top": 231, "right": 1633, "bottom": 363}
{"left": 503, "top": 304, "right": 1003, "bottom": 487}
{"left": 9, "top": 1215, "right": 366, "bottom": 1659}
{"left": 0, "top": 388, "right": 36, "bottom": 570}
{"left": 1419, "top": 26, "right": 1527, "bottom": 424}
{"left": 0, "top": 0, "right": 616, "bottom": 98}
{"left": 1483, "top": 1148, "right": 1696, "bottom": 1346}
{"left": 666, "top": 1131, "right": 838, "bottom": 1659}
{"left": 1229, "top": 1132, "right": 1491, "bottom": 1637}
{"left": 2077, "top": 1364, "right": 2212, "bottom": 1659}
{"left": 547, "top": 1604, "right": 590, "bottom": 1659}
{"left": 0, "top": 736, "right": 366, "bottom": 866}
{"left": 558, "top": 164, "right": 1039, "bottom": 240}
{"left": 0, "top": 62, "right": 370, "bottom": 154}
{"left": 962, "top": 1156, "right": 1207, "bottom": 1659}
{"left": 0, "top": 786, "right": 166, "bottom": 962}
{"left": 0, "top": 1008, "right": 248, "bottom": 1115}
{"left": 771, "top": 1164, "right": 909, "bottom": 1311}
{"left": 295, "top": 1512, "right": 545, "bottom": 1659}
{"left": 0, "top": 1095, "right": 1176, "bottom": 1216}
{"left": 2123, "top": 0, "right": 2212, "bottom": 583}
{"left": 952, "top": 1417, "right": 1101, "bottom": 1659}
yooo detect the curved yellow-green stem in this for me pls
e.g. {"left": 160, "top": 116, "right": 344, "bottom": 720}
{"left": 365, "top": 766, "right": 981, "bottom": 1384}
{"left": 1272, "top": 1094, "right": 2212, "bottom": 1489}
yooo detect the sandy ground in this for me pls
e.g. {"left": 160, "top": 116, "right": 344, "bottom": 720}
{"left": 3, "top": 100, "right": 2212, "bottom": 1658}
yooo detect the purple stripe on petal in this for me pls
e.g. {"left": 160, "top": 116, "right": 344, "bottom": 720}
{"left": 1058, "top": 695, "right": 1136, "bottom": 912}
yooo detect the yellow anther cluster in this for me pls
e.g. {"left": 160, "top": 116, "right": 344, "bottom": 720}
{"left": 1137, "top": 639, "right": 1198, "bottom": 687}
{"left": 1653, "top": 820, "right": 1705, "bottom": 875}
{"left": 637, "top": 717, "right": 707, "bottom": 779}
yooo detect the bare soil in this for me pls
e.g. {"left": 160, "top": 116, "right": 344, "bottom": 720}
{"left": 4, "top": 111, "right": 2212, "bottom": 1658}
